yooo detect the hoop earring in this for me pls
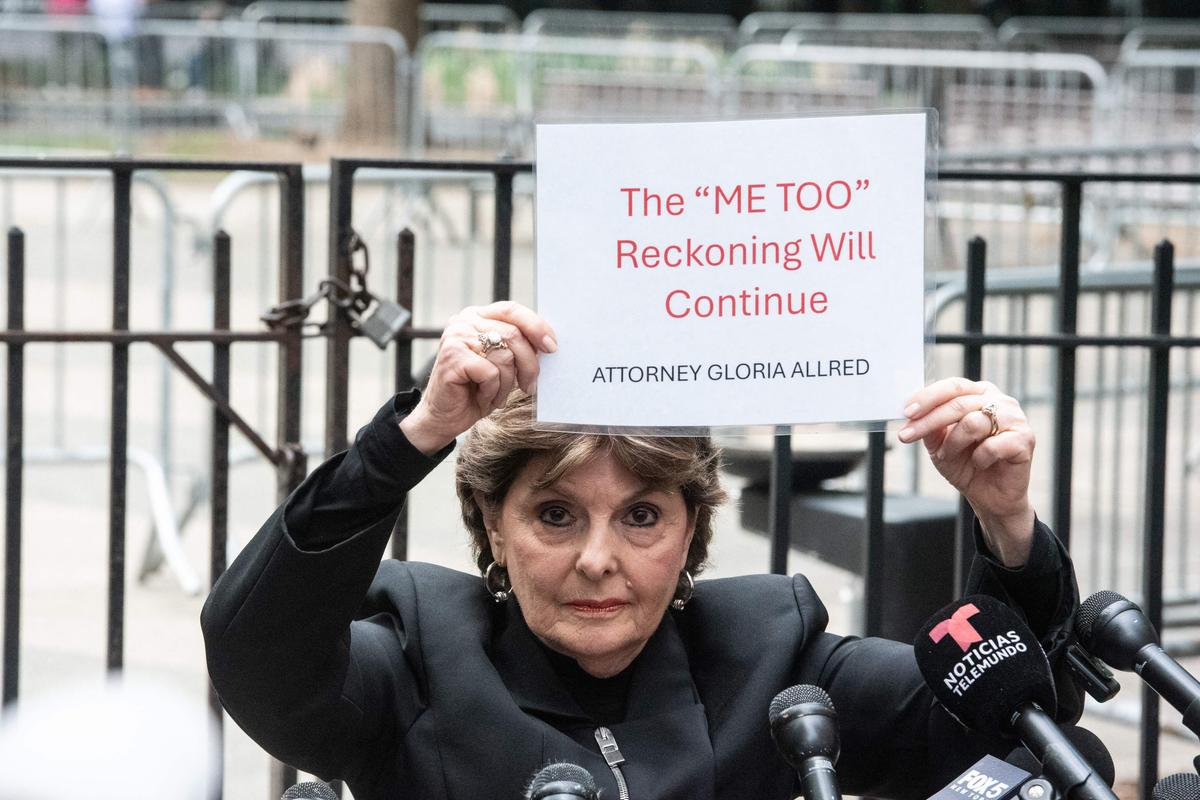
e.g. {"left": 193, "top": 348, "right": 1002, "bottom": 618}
{"left": 670, "top": 570, "right": 694, "bottom": 611}
{"left": 484, "top": 561, "right": 511, "bottom": 603}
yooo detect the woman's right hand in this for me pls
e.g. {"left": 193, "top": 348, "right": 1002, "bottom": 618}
{"left": 399, "top": 302, "right": 557, "bottom": 455}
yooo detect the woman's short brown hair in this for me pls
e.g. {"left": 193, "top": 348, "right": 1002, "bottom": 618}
{"left": 455, "top": 392, "right": 727, "bottom": 577}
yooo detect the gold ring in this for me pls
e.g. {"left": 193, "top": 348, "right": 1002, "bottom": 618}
{"left": 477, "top": 330, "right": 508, "bottom": 356}
{"left": 980, "top": 402, "right": 1000, "bottom": 437}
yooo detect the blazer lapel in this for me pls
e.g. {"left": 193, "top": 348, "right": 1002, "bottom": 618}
{"left": 490, "top": 599, "right": 591, "bottom": 725}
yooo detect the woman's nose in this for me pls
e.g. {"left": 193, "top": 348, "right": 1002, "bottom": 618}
{"left": 574, "top": 523, "right": 619, "bottom": 580}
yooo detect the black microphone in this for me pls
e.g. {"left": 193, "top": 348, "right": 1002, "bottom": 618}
{"left": 768, "top": 684, "right": 842, "bottom": 800}
{"left": 1006, "top": 727, "right": 1116, "bottom": 790}
{"left": 281, "top": 782, "right": 337, "bottom": 800}
{"left": 927, "top": 753, "right": 1031, "bottom": 800}
{"left": 1152, "top": 772, "right": 1200, "bottom": 800}
{"left": 525, "top": 762, "right": 599, "bottom": 800}
{"left": 1075, "top": 590, "right": 1200, "bottom": 738}
{"left": 914, "top": 595, "right": 1117, "bottom": 800}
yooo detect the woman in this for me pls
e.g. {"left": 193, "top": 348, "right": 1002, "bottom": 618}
{"left": 202, "top": 302, "right": 1080, "bottom": 800}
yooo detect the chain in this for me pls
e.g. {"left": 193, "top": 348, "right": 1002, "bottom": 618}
{"left": 261, "top": 230, "right": 375, "bottom": 330}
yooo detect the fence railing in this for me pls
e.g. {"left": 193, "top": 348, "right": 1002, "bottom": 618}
{"left": 0, "top": 156, "right": 306, "bottom": 800}
{"left": 0, "top": 15, "right": 410, "bottom": 152}
{"left": 10, "top": 14, "right": 1200, "bottom": 160}
{"left": 0, "top": 158, "right": 1196, "bottom": 800}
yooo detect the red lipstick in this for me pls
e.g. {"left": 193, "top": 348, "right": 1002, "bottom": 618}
{"left": 568, "top": 598, "right": 627, "bottom": 613}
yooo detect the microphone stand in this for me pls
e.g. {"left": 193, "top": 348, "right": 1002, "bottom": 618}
{"left": 1010, "top": 706, "right": 1116, "bottom": 800}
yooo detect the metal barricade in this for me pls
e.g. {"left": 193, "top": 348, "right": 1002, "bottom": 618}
{"left": 726, "top": 45, "right": 1108, "bottom": 153}
{"left": 939, "top": 142, "right": 1200, "bottom": 270}
{"left": 522, "top": 9, "right": 738, "bottom": 53}
{"left": 241, "top": 1, "right": 520, "bottom": 35}
{"left": 413, "top": 31, "right": 723, "bottom": 155}
{"left": 1113, "top": 48, "right": 1200, "bottom": 145}
{"left": 1120, "top": 22, "right": 1200, "bottom": 59}
{"left": 0, "top": 15, "right": 410, "bottom": 153}
{"left": 996, "top": 16, "right": 1155, "bottom": 67}
{"left": 738, "top": 11, "right": 995, "bottom": 47}
{"left": 775, "top": 13, "right": 996, "bottom": 50}
{"left": 0, "top": 15, "right": 115, "bottom": 151}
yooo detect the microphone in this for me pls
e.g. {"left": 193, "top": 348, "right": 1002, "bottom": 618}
{"left": 281, "top": 782, "right": 337, "bottom": 800}
{"left": 768, "top": 684, "right": 842, "bottom": 800}
{"left": 914, "top": 595, "right": 1117, "bottom": 800}
{"left": 1006, "top": 727, "right": 1116, "bottom": 790}
{"left": 927, "top": 754, "right": 1031, "bottom": 800}
{"left": 1075, "top": 590, "right": 1200, "bottom": 738}
{"left": 1152, "top": 773, "right": 1200, "bottom": 800}
{"left": 525, "top": 762, "right": 599, "bottom": 800}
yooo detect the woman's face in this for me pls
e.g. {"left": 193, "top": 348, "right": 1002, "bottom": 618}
{"left": 485, "top": 451, "right": 695, "bottom": 678}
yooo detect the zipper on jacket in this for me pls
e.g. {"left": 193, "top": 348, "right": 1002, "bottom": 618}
{"left": 593, "top": 726, "right": 630, "bottom": 800}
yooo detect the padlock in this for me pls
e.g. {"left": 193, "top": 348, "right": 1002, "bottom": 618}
{"left": 353, "top": 297, "right": 412, "bottom": 349}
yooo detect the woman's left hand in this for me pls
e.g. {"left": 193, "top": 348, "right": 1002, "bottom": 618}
{"left": 897, "top": 378, "right": 1036, "bottom": 567}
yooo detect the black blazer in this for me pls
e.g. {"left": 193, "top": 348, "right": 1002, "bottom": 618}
{"left": 201, "top": 394, "right": 1081, "bottom": 800}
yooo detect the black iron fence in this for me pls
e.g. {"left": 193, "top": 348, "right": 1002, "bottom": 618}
{"left": 0, "top": 157, "right": 306, "bottom": 800}
{"left": 0, "top": 157, "right": 1196, "bottom": 800}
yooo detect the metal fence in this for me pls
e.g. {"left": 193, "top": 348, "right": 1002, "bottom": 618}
{"left": 522, "top": 8, "right": 738, "bottom": 52}
{"left": 727, "top": 45, "right": 1108, "bottom": 152}
{"left": 240, "top": 1, "right": 520, "bottom": 35}
{"left": 0, "top": 15, "right": 410, "bottom": 153}
{"left": 775, "top": 13, "right": 995, "bottom": 50}
{"left": 737, "top": 11, "right": 995, "bottom": 47}
{"left": 0, "top": 157, "right": 1196, "bottom": 799}
{"left": 412, "top": 31, "right": 722, "bottom": 153}
{"left": 0, "top": 156, "right": 305, "bottom": 799}
{"left": 8, "top": 13, "right": 1200, "bottom": 161}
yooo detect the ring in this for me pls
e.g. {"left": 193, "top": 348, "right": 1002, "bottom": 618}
{"left": 477, "top": 330, "right": 508, "bottom": 356}
{"left": 980, "top": 402, "right": 1000, "bottom": 437}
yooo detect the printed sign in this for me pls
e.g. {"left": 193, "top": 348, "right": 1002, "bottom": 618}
{"left": 535, "top": 113, "right": 929, "bottom": 429}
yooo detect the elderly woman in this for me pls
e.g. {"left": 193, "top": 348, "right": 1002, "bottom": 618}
{"left": 202, "top": 302, "right": 1079, "bottom": 800}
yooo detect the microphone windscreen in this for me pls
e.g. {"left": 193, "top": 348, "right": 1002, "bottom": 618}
{"left": 913, "top": 594, "right": 1056, "bottom": 733}
{"left": 1152, "top": 773, "right": 1200, "bottom": 800}
{"left": 1005, "top": 727, "right": 1116, "bottom": 788}
{"left": 1004, "top": 744, "right": 1041, "bottom": 775}
{"left": 281, "top": 782, "right": 338, "bottom": 800}
{"left": 768, "top": 683, "right": 835, "bottom": 725}
{"left": 1075, "top": 590, "right": 1129, "bottom": 644}
{"left": 527, "top": 762, "right": 598, "bottom": 799}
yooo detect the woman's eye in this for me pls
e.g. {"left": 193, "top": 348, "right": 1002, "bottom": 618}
{"left": 624, "top": 505, "right": 659, "bottom": 527}
{"left": 538, "top": 506, "right": 574, "bottom": 527}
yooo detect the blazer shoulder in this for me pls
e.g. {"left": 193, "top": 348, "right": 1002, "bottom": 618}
{"left": 689, "top": 572, "right": 830, "bottom": 635}
{"left": 676, "top": 572, "right": 830, "bottom": 669}
{"left": 362, "top": 561, "right": 487, "bottom": 621}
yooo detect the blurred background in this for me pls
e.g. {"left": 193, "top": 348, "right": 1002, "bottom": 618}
{"left": 0, "top": 1, "right": 1199, "bottom": 798}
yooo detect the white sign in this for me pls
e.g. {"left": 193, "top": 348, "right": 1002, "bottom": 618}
{"left": 535, "top": 113, "right": 928, "bottom": 429}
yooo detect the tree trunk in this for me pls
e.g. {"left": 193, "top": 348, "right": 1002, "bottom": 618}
{"left": 342, "top": 0, "right": 420, "bottom": 146}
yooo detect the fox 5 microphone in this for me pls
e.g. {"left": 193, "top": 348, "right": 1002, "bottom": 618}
{"left": 281, "top": 782, "right": 337, "bottom": 800}
{"left": 927, "top": 754, "right": 1033, "bottom": 800}
{"left": 768, "top": 684, "right": 842, "bottom": 800}
{"left": 1075, "top": 590, "right": 1200, "bottom": 738}
{"left": 525, "top": 762, "right": 599, "bottom": 800}
{"left": 914, "top": 595, "right": 1117, "bottom": 800}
